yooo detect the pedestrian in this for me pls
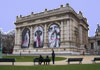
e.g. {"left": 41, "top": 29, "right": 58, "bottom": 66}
{"left": 52, "top": 50, "right": 55, "bottom": 64}
{"left": 39, "top": 55, "right": 43, "bottom": 65}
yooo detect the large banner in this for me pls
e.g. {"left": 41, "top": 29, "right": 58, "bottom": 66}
{"left": 21, "top": 28, "right": 30, "bottom": 48}
{"left": 33, "top": 26, "right": 44, "bottom": 48}
{"left": 48, "top": 24, "right": 60, "bottom": 48}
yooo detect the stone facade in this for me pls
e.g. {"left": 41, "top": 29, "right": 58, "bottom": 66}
{"left": 88, "top": 24, "right": 100, "bottom": 55}
{"left": 13, "top": 3, "right": 89, "bottom": 55}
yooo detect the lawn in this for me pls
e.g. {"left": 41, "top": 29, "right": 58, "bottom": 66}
{"left": 3, "top": 56, "right": 66, "bottom": 62}
{"left": 0, "top": 64, "right": 100, "bottom": 70}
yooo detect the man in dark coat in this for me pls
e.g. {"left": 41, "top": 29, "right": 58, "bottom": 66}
{"left": 39, "top": 55, "right": 43, "bottom": 65}
{"left": 52, "top": 50, "right": 55, "bottom": 64}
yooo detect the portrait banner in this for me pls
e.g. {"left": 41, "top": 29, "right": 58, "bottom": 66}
{"left": 33, "top": 26, "right": 44, "bottom": 48}
{"left": 21, "top": 28, "right": 30, "bottom": 48}
{"left": 48, "top": 24, "right": 60, "bottom": 48}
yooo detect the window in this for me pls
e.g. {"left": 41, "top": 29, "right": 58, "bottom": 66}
{"left": 91, "top": 43, "right": 94, "bottom": 49}
{"left": 84, "top": 45, "right": 87, "bottom": 49}
{"left": 97, "top": 40, "right": 100, "bottom": 46}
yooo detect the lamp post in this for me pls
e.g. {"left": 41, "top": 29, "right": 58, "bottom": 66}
{"left": 0, "top": 31, "right": 2, "bottom": 58}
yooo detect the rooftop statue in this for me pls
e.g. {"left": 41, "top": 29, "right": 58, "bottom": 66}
{"left": 96, "top": 24, "right": 100, "bottom": 32}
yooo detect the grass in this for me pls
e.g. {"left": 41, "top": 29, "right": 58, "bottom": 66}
{"left": 0, "top": 64, "right": 100, "bottom": 70}
{"left": 3, "top": 56, "right": 66, "bottom": 62}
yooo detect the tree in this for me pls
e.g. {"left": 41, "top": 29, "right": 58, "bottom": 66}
{"left": 1, "top": 29, "right": 15, "bottom": 54}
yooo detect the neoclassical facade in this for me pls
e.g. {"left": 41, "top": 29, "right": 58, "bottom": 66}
{"left": 88, "top": 24, "right": 100, "bottom": 55}
{"left": 13, "top": 3, "right": 89, "bottom": 55}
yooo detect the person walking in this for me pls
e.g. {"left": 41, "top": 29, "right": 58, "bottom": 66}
{"left": 52, "top": 50, "right": 55, "bottom": 64}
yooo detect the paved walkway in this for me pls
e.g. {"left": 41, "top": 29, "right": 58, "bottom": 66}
{"left": 0, "top": 56, "right": 100, "bottom": 66}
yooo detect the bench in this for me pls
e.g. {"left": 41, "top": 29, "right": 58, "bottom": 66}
{"left": 0, "top": 58, "right": 16, "bottom": 65}
{"left": 33, "top": 58, "right": 40, "bottom": 65}
{"left": 33, "top": 58, "right": 51, "bottom": 65}
{"left": 92, "top": 57, "right": 100, "bottom": 63}
{"left": 66, "top": 58, "right": 83, "bottom": 64}
{"left": 44, "top": 58, "right": 51, "bottom": 65}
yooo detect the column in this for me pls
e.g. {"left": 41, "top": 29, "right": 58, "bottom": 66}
{"left": 67, "top": 19, "right": 71, "bottom": 48}
{"left": 15, "top": 28, "right": 18, "bottom": 45}
{"left": 44, "top": 24, "right": 47, "bottom": 48}
{"left": 19, "top": 28, "right": 21, "bottom": 45}
{"left": 60, "top": 20, "right": 64, "bottom": 48}
{"left": 69, "top": 19, "right": 72, "bottom": 51}
{"left": 18, "top": 28, "right": 21, "bottom": 48}
{"left": 79, "top": 26, "right": 83, "bottom": 45}
{"left": 14, "top": 28, "right": 18, "bottom": 50}
{"left": 69, "top": 19, "right": 72, "bottom": 41}
{"left": 30, "top": 26, "right": 33, "bottom": 49}
{"left": 61, "top": 20, "right": 64, "bottom": 42}
{"left": 67, "top": 19, "right": 70, "bottom": 41}
{"left": 63, "top": 20, "right": 67, "bottom": 41}
{"left": 15, "top": 28, "right": 21, "bottom": 49}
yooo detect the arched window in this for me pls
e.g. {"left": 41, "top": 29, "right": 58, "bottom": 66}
{"left": 21, "top": 28, "right": 30, "bottom": 48}
{"left": 33, "top": 26, "right": 44, "bottom": 48}
{"left": 48, "top": 24, "right": 60, "bottom": 48}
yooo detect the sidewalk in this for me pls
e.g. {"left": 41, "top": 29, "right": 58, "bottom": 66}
{"left": 0, "top": 56, "right": 100, "bottom": 66}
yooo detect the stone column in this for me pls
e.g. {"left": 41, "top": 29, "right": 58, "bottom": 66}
{"left": 44, "top": 24, "right": 47, "bottom": 48}
{"left": 18, "top": 28, "right": 21, "bottom": 49}
{"left": 30, "top": 26, "right": 33, "bottom": 49}
{"left": 61, "top": 20, "right": 64, "bottom": 42}
{"left": 15, "top": 28, "right": 17, "bottom": 45}
{"left": 69, "top": 19, "right": 73, "bottom": 51}
{"left": 14, "top": 28, "right": 21, "bottom": 49}
{"left": 67, "top": 19, "right": 71, "bottom": 49}
{"left": 17, "top": 28, "right": 19, "bottom": 46}
{"left": 79, "top": 25, "right": 83, "bottom": 45}
{"left": 69, "top": 19, "right": 73, "bottom": 41}
{"left": 67, "top": 19, "right": 70, "bottom": 41}
{"left": 86, "top": 30, "right": 88, "bottom": 44}
{"left": 13, "top": 28, "right": 21, "bottom": 54}
{"left": 13, "top": 28, "right": 18, "bottom": 53}
{"left": 14, "top": 28, "right": 18, "bottom": 49}
{"left": 60, "top": 20, "right": 64, "bottom": 48}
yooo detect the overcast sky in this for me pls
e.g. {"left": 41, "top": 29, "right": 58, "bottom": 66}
{"left": 0, "top": 0, "right": 100, "bottom": 36}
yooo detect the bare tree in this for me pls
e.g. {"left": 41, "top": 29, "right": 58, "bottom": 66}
{"left": 1, "top": 30, "right": 15, "bottom": 54}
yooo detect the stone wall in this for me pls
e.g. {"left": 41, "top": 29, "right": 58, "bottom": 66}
{"left": 13, "top": 4, "right": 88, "bottom": 54}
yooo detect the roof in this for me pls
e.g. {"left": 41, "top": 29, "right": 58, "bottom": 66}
{"left": 15, "top": 3, "right": 88, "bottom": 26}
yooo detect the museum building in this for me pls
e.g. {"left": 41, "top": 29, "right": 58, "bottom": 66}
{"left": 13, "top": 3, "right": 89, "bottom": 55}
{"left": 88, "top": 24, "right": 100, "bottom": 55}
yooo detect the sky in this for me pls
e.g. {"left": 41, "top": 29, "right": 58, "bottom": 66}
{"left": 0, "top": 0, "right": 100, "bottom": 36}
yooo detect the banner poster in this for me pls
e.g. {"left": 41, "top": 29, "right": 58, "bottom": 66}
{"left": 48, "top": 24, "right": 60, "bottom": 48}
{"left": 21, "top": 28, "right": 30, "bottom": 48}
{"left": 34, "top": 26, "right": 44, "bottom": 48}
